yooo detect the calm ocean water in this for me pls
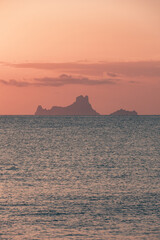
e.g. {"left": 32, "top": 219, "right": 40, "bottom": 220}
{"left": 0, "top": 116, "right": 160, "bottom": 240}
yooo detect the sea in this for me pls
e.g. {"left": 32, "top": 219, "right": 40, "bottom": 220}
{"left": 0, "top": 116, "right": 160, "bottom": 240}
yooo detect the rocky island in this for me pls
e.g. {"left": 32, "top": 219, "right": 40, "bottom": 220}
{"left": 35, "top": 95, "right": 100, "bottom": 116}
{"left": 110, "top": 109, "right": 138, "bottom": 116}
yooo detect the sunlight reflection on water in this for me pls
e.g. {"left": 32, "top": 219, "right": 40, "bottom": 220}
{"left": 0, "top": 116, "right": 160, "bottom": 239}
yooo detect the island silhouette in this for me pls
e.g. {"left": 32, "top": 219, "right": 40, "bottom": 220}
{"left": 110, "top": 109, "right": 138, "bottom": 116}
{"left": 35, "top": 95, "right": 138, "bottom": 116}
{"left": 35, "top": 95, "right": 100, "bottom": 115}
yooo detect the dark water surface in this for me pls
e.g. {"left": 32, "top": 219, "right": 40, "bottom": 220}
{"left": 0, "top": 116, "right": 160, "bottom": 239}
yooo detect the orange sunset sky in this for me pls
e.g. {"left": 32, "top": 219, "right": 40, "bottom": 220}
{"left": 0, "top": 0, "right": 160, "bottom": 115}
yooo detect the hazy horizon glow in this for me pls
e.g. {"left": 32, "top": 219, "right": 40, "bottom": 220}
{"left": 0, "top": 0, "right": 160, "bottom": 114}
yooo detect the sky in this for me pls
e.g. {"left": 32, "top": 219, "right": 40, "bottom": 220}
{"left": 0, "top": 0, "right": 160, "bottom": 115}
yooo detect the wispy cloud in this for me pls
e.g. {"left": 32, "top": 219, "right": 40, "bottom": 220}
{"left": 0, "top": 79, "right": 30, "bottom": 87}
{"left": 0, "top": 74, "right": 120, "bottom": 87}
{"left": 107, "top": 72, "right": 119, "bottom": 77}
{"left": 2, "top": 61, "right": 160, "bottom": 77}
